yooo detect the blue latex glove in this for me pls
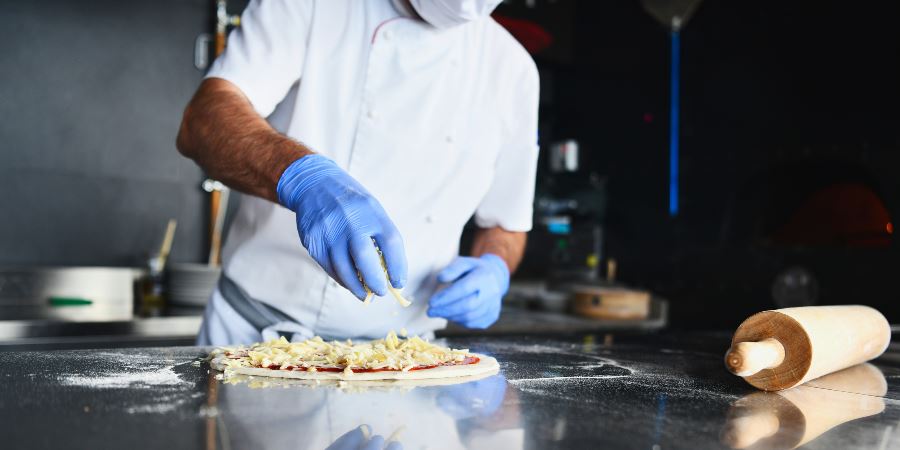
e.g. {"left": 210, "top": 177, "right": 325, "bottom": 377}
{"left": 435, "top": 375, "right": 507, "bottom": 419}
{"left": 427, "top": 254, "right": 509, "bottom": 328}
{"left": 277, "top": 155, "right": 407, "bottom": 300}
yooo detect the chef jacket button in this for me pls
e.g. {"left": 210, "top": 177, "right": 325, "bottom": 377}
{"left": 445, "top": 135, "right": 454, "bottom": 144}
{"left": 425, "top": 215, "right": 434, "bottom": 223}
{"left": 382, "top": 30, "right": 392, "bottom": 41}
{"left": 450, "top": 58, "right": 459, "bottom": 67}
{"left": 367, "top": 109, "right": 378, "bottom": 120}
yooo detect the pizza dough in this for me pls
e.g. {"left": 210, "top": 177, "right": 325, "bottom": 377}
{"left": 219, "top": 368, "right": 500, "bottom": 389}
{"left": 211, "top": 353, "right": 499, "bottom": 381}
{"left": 209, "top": 332, "right": 499, "bottom": 381}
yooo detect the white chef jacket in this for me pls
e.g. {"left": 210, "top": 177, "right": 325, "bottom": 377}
{"left": 199, "top": 0, "right": 539, "bottom": 344}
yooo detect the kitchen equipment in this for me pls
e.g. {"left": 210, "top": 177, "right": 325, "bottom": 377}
{"left": 202, "top": 179, "right": 229, "bottom": 267}
{"left": 202, "top": 1, "right": 241, "bottom": 268}
{"left": 215, "top": 0, "right": 241, "bottom": 55}
{"left": 156, "top": 219, "right": 177, "bottom": 272}
{"left": 166, "top": 263, "right": 221, "bottom": 307}
{"left": 0, "top": 267, "right": 141, "bottom": 322}
{"left": 721, "top": 363, "right": 886, "bottom": 449}
{"left": 549, "top": 139, "right": 579, "bottom": 173}
{"left": 48, "top": 297, "right": 93, "bottom": 306}
{"left": 138, "top": 219, "right": 178, "bottom": 317}
{"left": 535, "top": 165, "right": 607, "bottom": 283}
{"left": 505, "top": 280, "right": 571, "bottom": 312}
{"left": 568, "top": 258, "right": 651, "bottom": 321}
{"left": 571, "top": 285, "right": 651, "bottom": 320}
{"left": 724, "top": 305, "right": 891, "bottom": 391}
{"left": 640, "top": 0, "right": 705, "bottom": 216}
{"left": 640, "top": 0, "right": 704, "bottom": 29}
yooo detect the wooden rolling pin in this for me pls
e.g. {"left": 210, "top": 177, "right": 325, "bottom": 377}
{"left": 721, "top": 363, "right": 886, "bottom": 449}
{"left": 724, "top": 305, "right": 890, "bottom": 391}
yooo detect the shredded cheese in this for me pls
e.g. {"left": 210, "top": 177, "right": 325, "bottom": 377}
{"left": 212, "top": 331, "right": 472, "bottom": 375}
{"left": 359, "top": 244, "right": 411, "bottom": 307}
{"left": 387, "top": 285, "right": 412, "bottom": 307}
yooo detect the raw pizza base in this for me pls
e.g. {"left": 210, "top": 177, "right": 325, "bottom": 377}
{"left": 211, "top": 352, "right": 499, "bottom": 381}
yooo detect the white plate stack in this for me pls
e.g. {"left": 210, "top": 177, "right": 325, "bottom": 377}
{"left": 167, "top": 263, "right": 221, "bottom": 307}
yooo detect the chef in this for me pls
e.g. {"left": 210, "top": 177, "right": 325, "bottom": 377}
{"left": 177, "top": 0, "right": 540, "bottom": 345}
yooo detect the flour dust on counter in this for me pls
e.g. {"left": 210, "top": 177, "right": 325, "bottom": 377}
{"left": 52, "top": 351, "right": 193, "bottom": 391}
{"left": 60, "top": 363, "right": 184, "bottom": 389}
{"left": 473, "top": 337, "right": 745, "bottom": 404}
{"left": 2, "top": 347, "right": 209, "bottom": 419}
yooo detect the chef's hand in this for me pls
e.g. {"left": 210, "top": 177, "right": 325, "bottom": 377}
{"left": 277, "top": 155, "right": 407, "bottom": 300}
{"left": 427, "top": 254, "right": 509, "bottom": 329}
{"left": 436, "top": 375, "right": 507, "bottom": 419}
{"left": 325, "top": 425, "right": 403, "bottom": 450}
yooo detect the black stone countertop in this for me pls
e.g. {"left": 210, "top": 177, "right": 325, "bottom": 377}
{"left": 3, "top": 333, "right": 900, "bottom": 450}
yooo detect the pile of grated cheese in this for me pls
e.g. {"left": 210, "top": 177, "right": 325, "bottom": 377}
{"left": 213, "top": 331, "right": 471, "bottom": 376}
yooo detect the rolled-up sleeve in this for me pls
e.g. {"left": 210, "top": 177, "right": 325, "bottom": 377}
{"left": 205, "top": 0, "right": 313, "bottom": 117}
{"left": 474, "top": 61, "right": 540, "bottom": 232}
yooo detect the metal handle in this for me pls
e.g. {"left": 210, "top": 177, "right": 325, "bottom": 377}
{"left": 194, "top": 33, "right": 212, "bottom": 70}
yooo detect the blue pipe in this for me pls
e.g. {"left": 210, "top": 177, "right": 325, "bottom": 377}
{"left": 669, "top": 30, "right": 680, "bottom": 217}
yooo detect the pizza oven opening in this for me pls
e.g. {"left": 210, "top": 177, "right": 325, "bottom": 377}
{"left": 725, "top": 161, "right": 893, "bottom": 249}
{"left": 770, "top": 182, "right": 892, "bottom": 247}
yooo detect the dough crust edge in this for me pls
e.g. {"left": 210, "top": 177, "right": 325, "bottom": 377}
{"left": 210, "top": 353, "right": 500, "bottom": 381}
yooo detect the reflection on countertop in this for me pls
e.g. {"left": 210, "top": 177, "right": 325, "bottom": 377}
{"left": 721, "top": 363, "right": 888, "bottom": 450}
{"left": 2, "top": 334, "right": 899, "bottom": 449}
{"left": 216, "top": 372, "right": 519, "bottom": 450}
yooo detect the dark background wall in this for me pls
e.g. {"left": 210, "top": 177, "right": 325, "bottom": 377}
{"left": 500, "top": 0, "right": 900, "bottom": 328}
{"left": 0, "top": 0, "right": 210, "bottom": 266}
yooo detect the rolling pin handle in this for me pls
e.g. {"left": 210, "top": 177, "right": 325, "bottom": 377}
{"left": 725, "top": 338, "right": 786, "bottom": 377}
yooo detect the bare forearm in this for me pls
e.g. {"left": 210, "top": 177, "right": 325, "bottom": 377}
{"left": 176, "top": 78, "right": 311, "bottom": 202}
{"left": 470, "top": 227, "right": 526, "bottom": 273}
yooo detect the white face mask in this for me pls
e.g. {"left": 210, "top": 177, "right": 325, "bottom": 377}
{"left": 409, "top": 0, "right": 503, "bottom": 29}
